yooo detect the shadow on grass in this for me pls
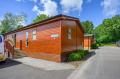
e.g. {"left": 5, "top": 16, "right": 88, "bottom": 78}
{"left": 0, "top": 59, "right": 21, "bottom": 69}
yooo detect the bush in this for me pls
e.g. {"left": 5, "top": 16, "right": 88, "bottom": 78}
{"left": 78, "top": 50, "right": 84, "bottom": 53}
{"left": 91, "top": 43, "right": 98, "bottom": 49}
{"left": 68, "top": 53, "right": 82, "bottom": 61}
{"left": 84, "top": 50, "right": 89, "bottom": 55}
{"left": 78, "top": 50, "right": 89, "bottom": 57}
{"left": 80, "top": 52, "right": 85, "bottom": 58}
{"left": 68, "top": 50, "right": 89, "bottom": 61}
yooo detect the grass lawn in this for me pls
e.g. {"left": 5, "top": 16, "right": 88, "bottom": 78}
{"left": 101, "top": 43, "right": 116, "bottom": 47}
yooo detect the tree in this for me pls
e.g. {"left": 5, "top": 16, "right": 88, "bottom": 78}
{"left": 94, "top": 24, "right": 110, "bottom": 43}
{"left": 0, "top": 13, "right": 26, "bottom": 34}
{"left": 94, "top": 15, "right": 120, "bottom": 43}
{"left": 33, "top": 14, "right": 49, "bottom": 23}
{"left": 81, "top": 21, "right": 94, "bottom": 34}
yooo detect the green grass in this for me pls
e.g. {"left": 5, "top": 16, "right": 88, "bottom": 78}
{"left": 101, "top": 43, "right": 116, "bottom": 47}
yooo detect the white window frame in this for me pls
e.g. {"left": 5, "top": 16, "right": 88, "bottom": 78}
{"left": 32, "top": 29, "right": 37, "bottom": 40}
{"left": 68, "top": 28, "right": 72, "bottom": 39}
{"left": 26, "top": 32, "right": 29, "bottom": 47}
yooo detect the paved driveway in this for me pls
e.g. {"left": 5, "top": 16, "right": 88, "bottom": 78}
{"left": 68, "top": 46, "right": 120, "bottom": 79}
{"left": 0, "top": 60, "right": 73, "bottom": 79}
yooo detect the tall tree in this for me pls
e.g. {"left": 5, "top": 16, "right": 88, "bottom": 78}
{"left": 0, "top": 13, "right": 26, "bottom": 34}
{"left": 81, "top": 21, "right": 94, "bottom": 34}
{"left": 33, "top": 14, "right": 49, "bottom": 23}
{"left": 94, "top": 24, "right": 110, "bottom": 43}
{"left": 94, "top": 15, "right": 120, "bottom": 43}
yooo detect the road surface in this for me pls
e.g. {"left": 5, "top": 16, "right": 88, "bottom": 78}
{"left": 0, "top": 60, "right": 73, "bottom": 79}
{"left": 68, "top": 46, "right": 120, "bottom": 79}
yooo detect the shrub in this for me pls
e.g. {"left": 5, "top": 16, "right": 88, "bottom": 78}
{"left": 68, "top": 53, "right": 82, "bottom": 61}
{"left": 84, "top": 50, "right": 89, "bottom": 55}
{"left": 78, "top": 50, "right": 84, "bottom": 53}
{"left": 68, "top": 50, "right": 89, "bottom": 61}
{"left": 80, "top": 52, "right": 85, "bottom": 58}
{"left": 91, "top": 43, "right": 98, "bottom": 49}
{"left": 78, "top": 50, "right": 87, "bottom": 58}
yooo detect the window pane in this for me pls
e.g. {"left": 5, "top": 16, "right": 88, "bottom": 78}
{"left": 68, "top": 28, "right": 72, "bottom": 39}
{"left": 26, "top": 32, "right": 28, "bottom": 39}
{"left": 33, "top": 35, "right": 36, "bottom": 40}
{"left": 33, "top": 30, "right": 36, "bottom": 35}
{"left": 26, "top": 32, "right": 29, "bottom": 47}
{"left": 68, "top": 34, "right": 71, "bottom": 39}
{"left": 32, "top": 30, "right": 37, "bottom": 40}
{"left": 68, "top": 29, "right": 72, "bottom": 33}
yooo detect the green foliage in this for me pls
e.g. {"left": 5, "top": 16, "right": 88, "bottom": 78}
{"left": 91, "top": 43, "right": 98, "bottom": 49}
{"left": 68, "top": 53, "right": 82, "bottom": 61}
{"left": 101, "top": 43, "right": 116, "bottom": 47}
{"left": 94, "top": 15, "right": 120, "bottom": 43}
{"left": 0, "top": 13, "right": 26, "bottom": 34}
{"left": 81, "top": 21, "right": 94, "bottom": 34}
{"left": 80, "top": 52, "right": 85, "bottom": 58}
{"left": 33, "top": 14, "right": 49, "bottom": 23}
{"left": 84, "top": 50, "right": 89, "bottom": 55}
{"left": 68, "top": 50, "right": 89, "bottom": 61}
{"left": 78, "top": 50, "right": 85, "bottom": 58}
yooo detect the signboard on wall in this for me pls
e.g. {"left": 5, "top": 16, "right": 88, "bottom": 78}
{"left": 51, "top": 34, "right": 59, "bottom": 39}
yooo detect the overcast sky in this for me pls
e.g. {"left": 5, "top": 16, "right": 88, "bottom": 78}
{"left": 0, "top": 0, "right": 120, "bottom": 26}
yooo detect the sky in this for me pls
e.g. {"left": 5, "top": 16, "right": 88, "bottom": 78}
{"left": 0, "top": 0, "right": 120, "bottom": 27}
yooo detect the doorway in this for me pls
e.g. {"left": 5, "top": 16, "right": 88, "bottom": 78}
{"left": 20, "top": 40, "right": 22, "bottom": 50}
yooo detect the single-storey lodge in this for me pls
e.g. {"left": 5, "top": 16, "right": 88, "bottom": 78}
{"left": 4, "top": 14, "right": 85, "bottom": 62}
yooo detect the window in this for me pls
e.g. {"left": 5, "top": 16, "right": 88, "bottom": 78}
{"left": 26, "top": 32, "right": 29, "bottom": 47}
{"left": 68, "top": 28, "right": 72, "bottom": 39}
{"left": 32, "top": 30, "right": 37, "bottom": 40}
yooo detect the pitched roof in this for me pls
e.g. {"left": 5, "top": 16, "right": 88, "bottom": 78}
{"left": 84, "top": 34, "right": 93, "bottom": 37}
{"left": 4, "top": 14, "right": 84, "bottom": 35}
